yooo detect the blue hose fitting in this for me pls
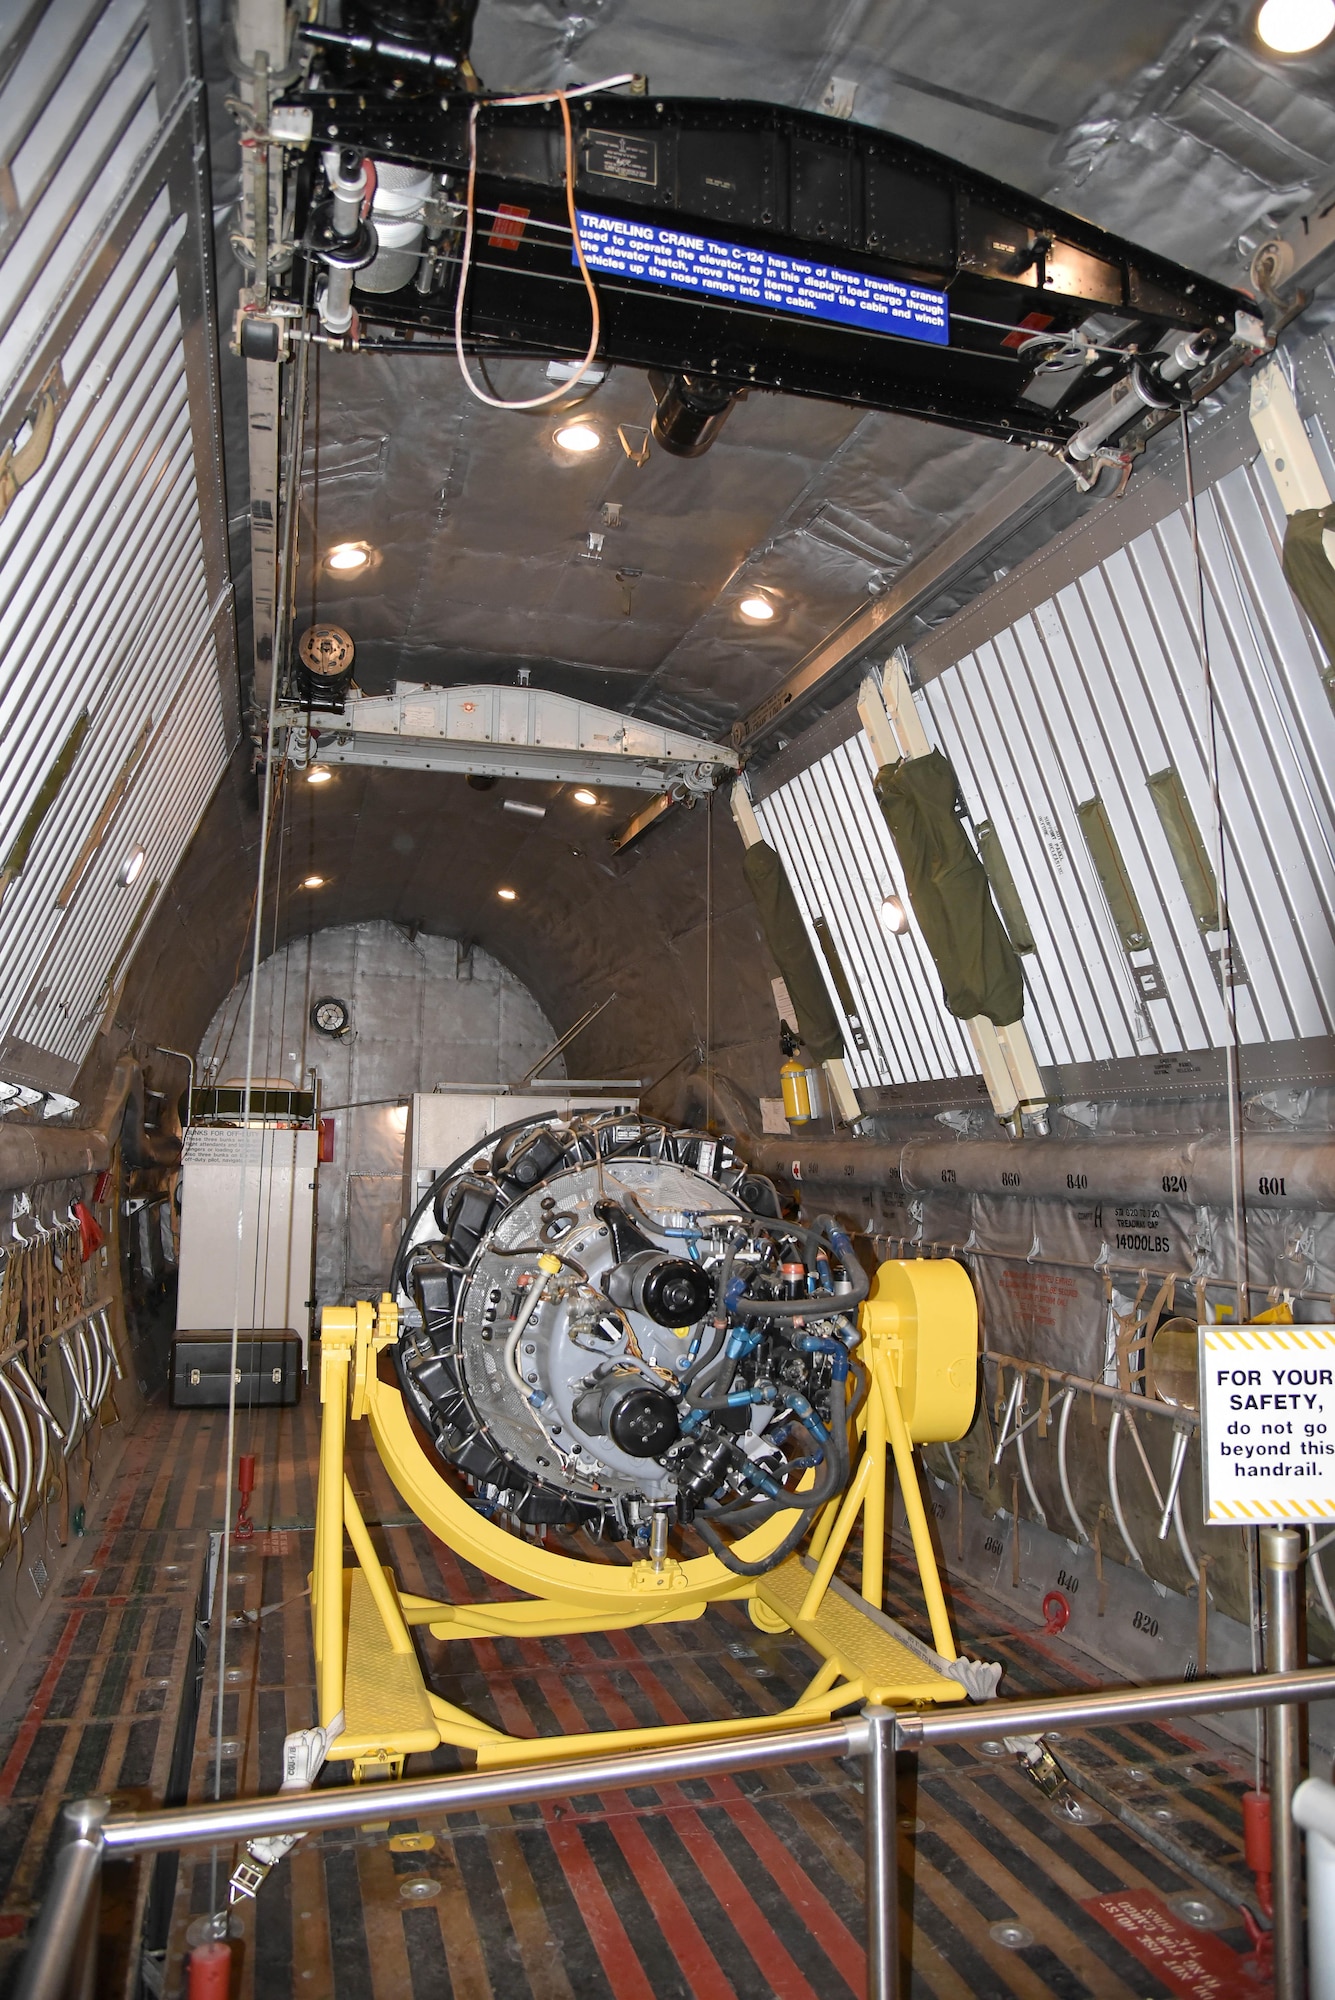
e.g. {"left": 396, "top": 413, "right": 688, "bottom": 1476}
{"left": 741, "top": 1462, "right": 784, "bottom": 1500}
{"left": 793, "top": 1333, "right": 849, "bottom": 1382}
{"left": 783, "top": 1390, "right": 830, "bottom": 1443}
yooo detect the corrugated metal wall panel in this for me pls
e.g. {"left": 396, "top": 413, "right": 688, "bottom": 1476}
{"left": 757, "top": 734, "right": 975, "bottom": 1087}
{"left": 754, "top": 358, "right": 1335, "bottom": 1094}
{"left": 23, "top": 667, "right": 227, "bottom": 1061}
{"left": 0, "top": 0, "right": 159, "bottom": 391}
{"left": 0, "top": 0, "right": 234, "bottom": 1094}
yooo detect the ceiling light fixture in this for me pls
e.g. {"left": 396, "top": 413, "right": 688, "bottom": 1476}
{"left": 306, "top": 766, "right": 333, "bottom": 785}
{"left": 553, "top": 421, "right": 600, "bottom": 454}
{"left": 116, "top": 845, "right": 147, "bottom": 889}
{"left": 572, "top": 788, "right": 599, "bottom": 806}
{"left": 497, "top": 886, "right": 517, "bottom": 901}
{"left": 301, "top": 874, "right": 326, "bottom": 889}
{"left": 1256, "top": 0, "right": 1335, "bottom": 49}
{"left": 739, "top": 592, "right": 776, "bottom": 623}
{"left": 879, "top": 893, "right": 909, "bottom": 936}
{"left": 326, "top": 542, "right": 371, "bottom": 572}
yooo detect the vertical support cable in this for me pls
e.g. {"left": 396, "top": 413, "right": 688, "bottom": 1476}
{"left": 209, "top": 280, "right": 313, "bottom": 1914}
{"left": 1180, "top": 409, "right": 1263, "bottom": 1777}
{"left": 704, "top": 790, "right": 713, "bottom": 1116}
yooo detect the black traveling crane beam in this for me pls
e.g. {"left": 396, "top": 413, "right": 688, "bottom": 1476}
{"left": 266, "top": 56, "right": 1260, "bottom": 453}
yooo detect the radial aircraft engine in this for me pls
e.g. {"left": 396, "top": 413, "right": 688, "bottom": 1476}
{"left": 390, "top": 1110, "right": 867, "bottom": 1572}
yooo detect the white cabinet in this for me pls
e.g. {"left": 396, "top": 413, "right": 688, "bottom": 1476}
{"left": 176, "top": 1127, "right": 318, "bottom": 1362}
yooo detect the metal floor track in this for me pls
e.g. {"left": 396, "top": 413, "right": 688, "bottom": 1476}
{"left": 0, "top": 1393, "right": 1277, "bottom": 1998}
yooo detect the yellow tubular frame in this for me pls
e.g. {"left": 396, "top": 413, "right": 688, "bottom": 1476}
{"left": 310, "top": 1260, "right": 978, "bottom": 1771}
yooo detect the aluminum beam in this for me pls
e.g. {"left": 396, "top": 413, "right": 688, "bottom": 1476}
{"left": 282, "top": 684, "right": 739, "bottom": 795}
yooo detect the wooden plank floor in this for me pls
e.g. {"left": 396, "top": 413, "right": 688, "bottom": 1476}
{"left": 0, "top": 1382, "right": 1277, "bottom": 1998}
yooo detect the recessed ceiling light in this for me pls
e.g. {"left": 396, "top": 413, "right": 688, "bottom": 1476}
{"left": 879, "top": 893, "right": 909, "bottom": 935}
{"left": 497, "top": 886, "right": 517, "bottom": 901}
{"left": 116, "top": 845, "right": 146, "bottom": 888}
{"left": 553, "top": 422, "right": 600, "bottom": 454}
{"left": 1256, "top": 0, "right": 1335, "bottom": 49}
{"left": 326, "top": 542, "right": 370, "bottom": 572}
{"left": 306, "top": 766, "right": 333, "bottom": 785}
{"left": 739, "top": 592, "right": 776, "bottom": 622}
{"left": 301, "top": 874, "right": 326, "bottom": 889}
{"left": 572, "top": 788, "right": 599, "bottom": 806}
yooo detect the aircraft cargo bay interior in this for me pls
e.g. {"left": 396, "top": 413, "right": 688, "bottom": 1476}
{"left": 9, "top": 1, "right": 1335, "bottom": 1994}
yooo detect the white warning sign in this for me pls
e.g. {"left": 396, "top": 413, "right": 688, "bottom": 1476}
{"left": 1200, "top": 1323, "right": 1335, "bottom": 1524}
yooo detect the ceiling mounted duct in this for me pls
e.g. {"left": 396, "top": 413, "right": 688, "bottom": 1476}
{"left": 649, "top": 372, "right": 741, "bottom": 459}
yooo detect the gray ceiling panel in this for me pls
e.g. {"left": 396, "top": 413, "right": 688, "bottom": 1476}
{"left": 259, "top": 0, "right": 1335, "bottom": 757}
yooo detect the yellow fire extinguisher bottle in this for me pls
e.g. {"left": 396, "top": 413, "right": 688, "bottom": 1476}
{"left": 780, "top": 1054, "right": 812, "bottom": 1125}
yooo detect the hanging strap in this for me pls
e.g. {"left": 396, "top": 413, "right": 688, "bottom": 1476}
{"left": 1114, "top": 1271, "right": 1176, "bottom": 1391}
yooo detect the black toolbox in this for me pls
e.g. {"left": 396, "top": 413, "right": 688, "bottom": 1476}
{"left": 170, "top": 1332, "right": 303, "bottom": 1408}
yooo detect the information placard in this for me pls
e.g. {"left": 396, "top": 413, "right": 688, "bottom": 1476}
{"left": 1200, "top": 1323, "right": 1335, "bottom": 1524}
{"left": 573, "top": 210, "right": 950, "bottom": 346}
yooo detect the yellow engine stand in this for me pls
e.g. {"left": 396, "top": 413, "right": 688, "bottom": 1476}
{"left": 311, "top": 1258, "right": 977, "bottom": 1775}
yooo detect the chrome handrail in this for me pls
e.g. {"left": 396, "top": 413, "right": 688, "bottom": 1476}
{"left": 15, "top": 1663, "right": 1335, "bottom": 2000}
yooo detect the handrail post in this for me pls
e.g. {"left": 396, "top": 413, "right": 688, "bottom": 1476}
{"left": 863, "top": 1705, "right": 899, "bottom": 2000}
{"left": 1263, "top": 1526, "right": 1305, "bottom": 2000}
{"left": 13, "top": 1796, "right": 108, "bottom": 2000}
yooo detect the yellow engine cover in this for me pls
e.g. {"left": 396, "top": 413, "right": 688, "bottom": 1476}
{"left": 857, "top": 1258, "right": 977, "bottom": 1442}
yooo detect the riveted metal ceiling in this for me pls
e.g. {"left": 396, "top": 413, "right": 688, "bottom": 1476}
{"left": 256, "top": 0, "right": 1335, "bottom": 746}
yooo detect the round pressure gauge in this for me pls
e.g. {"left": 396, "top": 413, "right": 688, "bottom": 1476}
{"left": 310, "top": 996, "right": 351, "bottom": 1038}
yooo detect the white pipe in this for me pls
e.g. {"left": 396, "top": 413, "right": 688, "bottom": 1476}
{"left": 1295, "top": 1779, "right": 1335, "bottom": 1998}
{"left": 1056, "top": 1389, "right": 1089, "bottom": 1544}
{"left": 0, "top": 1375, "right": 33, "bottom": 1527}
{"left": 1313, "top": 1544, "right": 1335, "bottom": 1634}
{"left": 1014, "top": 1425, "right": 1047, "bottom": 1529}
{"left": 1106, "top": 1411, "right": 1144, "bottom": 1569}
{"left": 992, "top": 1376, "right": 1021, "bottom": 1467}
{"left": 1172, "top": 1486, "right": 1200, "bottom": 1586}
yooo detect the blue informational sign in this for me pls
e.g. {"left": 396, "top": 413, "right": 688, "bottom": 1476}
{"left": 573, "top": 209, "right": 950, "bottom": 346}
